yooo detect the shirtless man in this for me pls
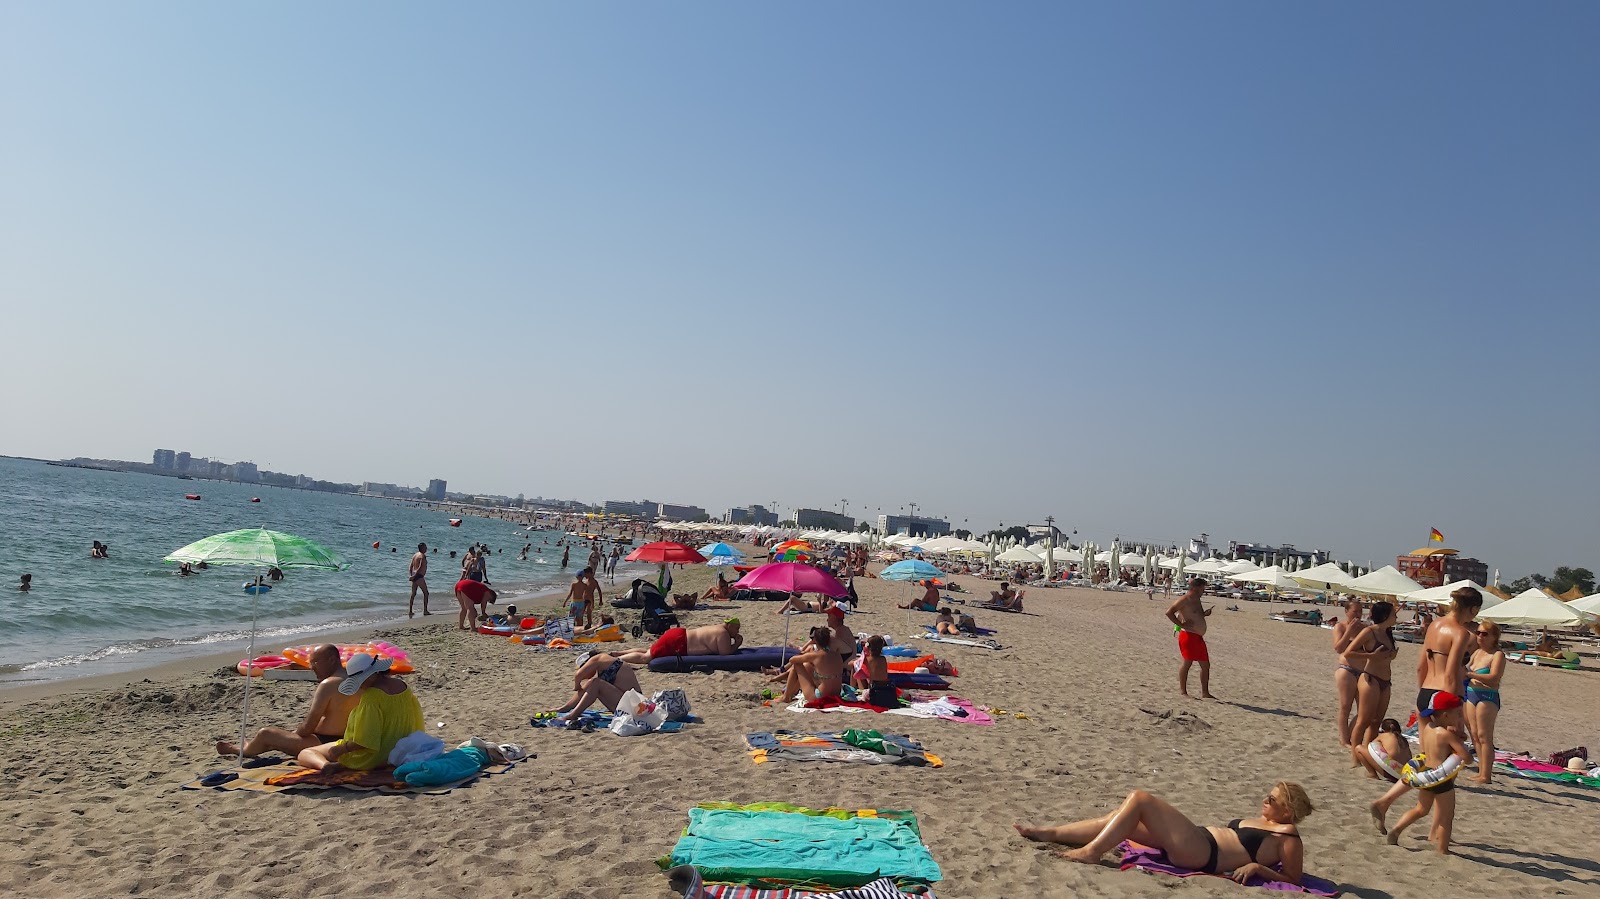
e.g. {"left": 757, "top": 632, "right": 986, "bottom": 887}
{"left": 215, "top": 645, "right": 355, "bottom": 758}
{"left": 583, "top": 568, "right": 605, "bottom": 628}
{"left": 616, "top": 619, "right": 743, "bottom": 664}
{"left": 563, "top": 568, "right": 599, "bottom": 628}
{"left": 1166, "top": 578, "right": 1215, "bottom": 699}
{"left": 1416, "top": 586, "right": 1483, "bottom": 715}
{"left": 408, "top": 542, "right": 430, "bottom": 617}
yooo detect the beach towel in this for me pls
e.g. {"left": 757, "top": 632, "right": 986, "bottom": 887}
{"left": 530, "top": 709, "right": 700, "bottom": 733}
{"left": 784, "top": 694, "right": 993, "bottom": 726}
{"left": 921, "top": 624, "right": 996, "bottom": 637}
{"left": 745, "top": 730, "right": 942, "bottom": 767}
{"left": 910, "top": 634, "right": 1003, "bottom": 650}
{"left": 180, "top": 760, "right": 515, "bottom": 795}
{"left": 1492, "top": 752, "right": 1600, "bottom": 789}
{"left": 1117, "top": 842, "right": 1341, "bottom": 895}
{"left": 671, "top": 864, "right": 938, "bottom": 898}
{"left": 667, "top": 805, "right": 941, "bottom": 889}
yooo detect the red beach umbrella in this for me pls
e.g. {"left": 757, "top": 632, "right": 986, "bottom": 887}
{"left": 625, "top": 542, "right": 707, "bottom": 564}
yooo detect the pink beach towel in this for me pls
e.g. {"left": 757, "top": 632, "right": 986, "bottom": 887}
{"left": 1117, "top": 842, "right": 1342, "bottom": 895}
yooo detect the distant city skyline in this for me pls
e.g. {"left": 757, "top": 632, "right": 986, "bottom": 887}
{"left": 2, "top": 5, "right": 1594, "bottom": 579}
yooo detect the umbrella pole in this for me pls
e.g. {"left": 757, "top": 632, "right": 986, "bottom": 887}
{"left": 781, "top": 614, "right": 790, "bottom": 667}
{"left": 238, "top": 565, "right": 259, "bottom": 770}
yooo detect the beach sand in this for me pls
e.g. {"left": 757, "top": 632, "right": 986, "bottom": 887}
{"left": 3, "top": 554, "right": 1596, "bottom": 897}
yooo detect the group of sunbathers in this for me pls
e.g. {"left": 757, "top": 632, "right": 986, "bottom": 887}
{"left": 216, "top": 644, "right": 425, "bottom": 774}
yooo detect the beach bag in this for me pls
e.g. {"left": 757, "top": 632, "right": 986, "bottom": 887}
{"left": 609, "top": 689, "right": 667, "bottom": 736}
{"left": 544, "top": 617, "right": 575, "bottom": 642}
{"left": 652, "top": 688, "right": 692, "bottom": 722}
{"left": 1550, "top": 747, "right": 1588, "bottom": 768}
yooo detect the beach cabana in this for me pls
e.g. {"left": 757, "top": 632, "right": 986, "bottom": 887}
{"left": 1479, "top": 588, "right": 1599, "bottom": 628}
{"left": 1343, "top": 565, "right": 1424, "bottom": 598}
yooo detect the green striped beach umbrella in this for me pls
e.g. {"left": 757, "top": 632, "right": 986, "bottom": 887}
{"left": 166, "top": 528, "right": 348, "bottom": 770}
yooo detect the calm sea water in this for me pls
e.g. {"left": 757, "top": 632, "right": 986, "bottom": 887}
{"left": 0, "top": 457, "right": 606, "bottom": 683}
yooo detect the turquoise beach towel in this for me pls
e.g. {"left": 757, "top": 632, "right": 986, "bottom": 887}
{"left": 671, "top": 808, "right": 942, "bottom": 887}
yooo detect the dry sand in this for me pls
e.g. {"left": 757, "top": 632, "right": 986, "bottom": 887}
{"left": 3, "top": 553, "right": 1597, "bottom": 898}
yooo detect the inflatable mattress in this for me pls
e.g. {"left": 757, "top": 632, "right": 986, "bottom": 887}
{"left": 647, "top": 646, "right": 794, "bottom": 674}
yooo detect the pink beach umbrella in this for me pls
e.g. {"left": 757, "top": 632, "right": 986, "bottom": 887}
{"left": 734, "top": 562, "right": 850, "bottom": 665}
{"left": 732, "top": 561, "right": 849, "bottom": 597}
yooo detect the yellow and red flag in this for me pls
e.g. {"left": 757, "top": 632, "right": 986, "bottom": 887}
{"left": 1429, "top": 527, "right": 1444, "bottom": 543}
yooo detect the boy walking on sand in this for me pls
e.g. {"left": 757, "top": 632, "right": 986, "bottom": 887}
{"left": 1166, "top": 578, "right": 1215, "bottom": 699}
{"left": 1381, "top": 692, "right": 1470, "bottom": 854}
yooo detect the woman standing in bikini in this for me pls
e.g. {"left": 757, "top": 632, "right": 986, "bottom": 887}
{"left": 1014, "top": 782, "right": 1315, "bottom": 886}
{"left": 1331, "top": 597, "right": 1366, "bottom": 747}
{"left": 1464, "top": 621, "right": 1506, "bottom": 784}
{"left": 1417, "top": 587, "right": 1483, "bottom": 715}
{"left": 1346, "top": 601, "right": 1398, "bottom": 764}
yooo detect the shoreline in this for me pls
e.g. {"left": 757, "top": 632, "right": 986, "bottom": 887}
{"left": 0, "top": 561, "right": 649, "bottom": 700}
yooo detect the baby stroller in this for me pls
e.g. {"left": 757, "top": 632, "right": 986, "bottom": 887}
{"left": 632, "top": 588, "right": 680, "bottom": 638}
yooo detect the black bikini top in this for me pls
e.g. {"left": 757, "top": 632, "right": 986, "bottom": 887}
{"left": 1227, "top": 819, "right": 1297, "bottom": 862}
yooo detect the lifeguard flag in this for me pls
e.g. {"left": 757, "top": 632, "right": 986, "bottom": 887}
{"left": 1429, "top": 528, "right": 1444, "bottom": 543}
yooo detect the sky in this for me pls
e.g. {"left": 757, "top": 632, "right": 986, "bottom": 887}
{"left": 2, "top": 3, "right": 1596, "bottom": 578}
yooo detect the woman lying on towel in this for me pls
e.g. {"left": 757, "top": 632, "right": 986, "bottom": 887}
{"left": 770, "top": 627, "right": 845, "bottom": 703}
{"left": 1014, "top": 781, "right": 1314, "bottom": 886}
{"left": 546, "top": 652, "right": 643, "bottom": 725}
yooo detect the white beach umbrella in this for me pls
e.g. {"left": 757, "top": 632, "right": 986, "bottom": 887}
{"left": 1343, "top": 565, "right": 1424, "bottom": 598}
{"left": 1401, "top": 581, "right": 1502, "bottom": 612}
{"left": 1218, "top": 559, "right": 1260, "bottom": 576}
{"left": 1120, "top": 553, "right": 1147, "bottom": 570}
{"left": 1479, "top": 589, "right": 1598, "bottom": 628}
{"left": 1186, "top": 558, "right": 1227, "bottom": 575}
{"left": 1290, "top": 562, "right": 1353, "bottom": 591}
{"left": 1232, "top": 565, "right": 1304, "bottom": 592}
{"left": 1143, "top": 552, "right": 1154, "bottom": 586}
{"left": 1567, "top": 593, "right": 1600, "bottom": 614}
{"left": 1109, "top": 540, "right": 1121, "bottom": 577}
{"left": 995, "top": 546, "right": 1044, "bottom": 564}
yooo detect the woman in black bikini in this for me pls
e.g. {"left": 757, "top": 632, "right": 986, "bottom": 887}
{"left": 1015, "top": 781, "right": 1314, "bottom": 885}
{"left": 1331, "top": 597, "right": 1366, "bottom": 747}
{"left": 1346, "top": 601, "right": 1397, "bottom": 762}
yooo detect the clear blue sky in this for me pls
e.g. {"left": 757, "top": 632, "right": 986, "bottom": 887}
{"left": 2, "top": 3, "right": 1595, "bottom": 578}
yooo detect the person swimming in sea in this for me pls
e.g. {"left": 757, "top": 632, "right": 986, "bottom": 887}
{"left": 90, "top": 541, "right": 109, "bottom": 559}
{"left": 19, "top": 573, "right": 31, "bottom": 592}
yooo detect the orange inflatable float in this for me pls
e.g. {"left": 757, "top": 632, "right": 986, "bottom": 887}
{"left": 279, "top": 641, "right": 414, "bottom": 674}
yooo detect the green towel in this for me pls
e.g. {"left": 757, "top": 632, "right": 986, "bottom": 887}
{"left": 670, "top": 808, "right": 941, "bottom": 887}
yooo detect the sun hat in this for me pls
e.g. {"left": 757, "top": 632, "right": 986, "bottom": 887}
{"left": 1567, "top": 757, "right": 1589, "bottom": 772}
{"left": 339, "top": 652, "right": 393, "bottom": 695}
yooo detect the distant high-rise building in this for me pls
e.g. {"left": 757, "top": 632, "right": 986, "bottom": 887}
{"left": 726, "top": 504, "right": 779, "bottom": 527}
{"left": 175, "top": 451, "right": 191, "bottom": 471}
{"left": 426, "top": 479, "right": 447, "bottom": 501}
{"left": 233, "top": 462, "right": 260, "bottom": 483}
{"left": 795, "top": 508, "right": 854, "bottom": 530}
{"left": 152, "top": 449, "right": 176, "bottom": 470}
{"left": 876, "top": 514, "right": 951, "bottom": 537}
{"left": 603, "top": 499, "right": 657, "bottom": 517}
{"left": 657, "top": 502, "right": 707, "bottom": 521}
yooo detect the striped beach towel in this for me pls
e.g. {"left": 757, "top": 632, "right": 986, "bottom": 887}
{"left": 677, "top": 867, "right": 934, "bottom": 899}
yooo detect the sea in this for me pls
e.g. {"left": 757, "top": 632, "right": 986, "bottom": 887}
{"left": 0, "top": 457, "right": 616, "bottom": 684}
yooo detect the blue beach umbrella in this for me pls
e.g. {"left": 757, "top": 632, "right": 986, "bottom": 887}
{"left": 699, "top": 542, "right": 746, "bottom": 567}
{"left": 880, "top": 559, "right": 944, "bottom": 582}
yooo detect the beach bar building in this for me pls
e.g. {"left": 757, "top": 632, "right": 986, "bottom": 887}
{"left": 1396, "top": 548, "right": 1489, "bottom": 589}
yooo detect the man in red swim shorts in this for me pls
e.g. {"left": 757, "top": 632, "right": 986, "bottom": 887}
{"left": 650, "top": 626, "right": 689, "bottom": 659}
{"left": 1165, "top": 578, "right": 1215, "bottom": 699}
{"left": 620, "top": 619, "right": 743, "bottom": 665}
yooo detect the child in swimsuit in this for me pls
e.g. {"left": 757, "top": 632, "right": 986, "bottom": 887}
{"left": 1384, "top": 692, "right": 1470, "bottom": 853}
